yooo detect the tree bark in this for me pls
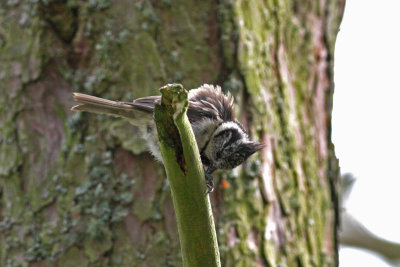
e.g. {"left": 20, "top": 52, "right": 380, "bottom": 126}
{"left": 0, "top": 0, "right": 344, "bottom": 266}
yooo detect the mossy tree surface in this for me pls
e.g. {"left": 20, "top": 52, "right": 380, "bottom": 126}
{"left": 0, "top": 1, "right": 344, "bottom": 267}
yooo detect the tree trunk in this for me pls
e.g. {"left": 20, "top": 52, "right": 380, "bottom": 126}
{"left": 0, "top": 0, "right": 345, "bottom": 266}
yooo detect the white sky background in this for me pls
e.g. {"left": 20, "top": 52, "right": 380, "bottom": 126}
{"left": 333, "top": 0, "right": 400, "bottom": 266}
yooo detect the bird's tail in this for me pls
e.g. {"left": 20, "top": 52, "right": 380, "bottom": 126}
{"left": 71, "top": 93, "right": 144, "bottom": 120}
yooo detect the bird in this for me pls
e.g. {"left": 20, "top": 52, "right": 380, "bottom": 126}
{"left": 71, "top": 84, "right": 263, "bottom": 192}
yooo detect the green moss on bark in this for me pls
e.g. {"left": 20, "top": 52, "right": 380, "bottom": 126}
{"left": 230, "top": 0, "right": 344, "bottom": 266}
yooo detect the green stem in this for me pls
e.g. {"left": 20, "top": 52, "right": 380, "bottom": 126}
{"left": 154, "top": 84, "right": 221, "bottom": 267}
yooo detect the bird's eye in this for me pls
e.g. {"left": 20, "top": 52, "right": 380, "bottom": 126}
{"left": 222, "top": 142, "right": 230, "bottom": 149}
{"left": 223, "top": 135, "right": 236, "bottom": 149}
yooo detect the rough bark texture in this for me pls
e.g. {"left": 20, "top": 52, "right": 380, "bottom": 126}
{"left": 0, "top": 0, "right": 344, "bottom": 266}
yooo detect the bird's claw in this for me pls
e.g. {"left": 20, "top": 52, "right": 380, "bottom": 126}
{"left": 205, "top": 172, "right": 214, "bottom": 193}
{"left": 204, "top": 166, "right": 216, "bottom": 194}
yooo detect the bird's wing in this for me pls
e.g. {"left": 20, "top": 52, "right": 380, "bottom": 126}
{"left": 132, "top": 95, "right": 215, "bottom": 122}
{"left": 130, "top": 96, "right": 160, "bottom": 112}
{"left": 133, "top": 85, "right": 236, "bottom": 123}
{"left": 133, "top": 91, "right": 230, "bottom": 123}
{"left": 73, "top": 85, "right": 235, "bottom": 123}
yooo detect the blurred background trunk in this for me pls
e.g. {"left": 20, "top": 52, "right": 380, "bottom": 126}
{"left": 0, "top": 0, "right": 345, "bottom": 266}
